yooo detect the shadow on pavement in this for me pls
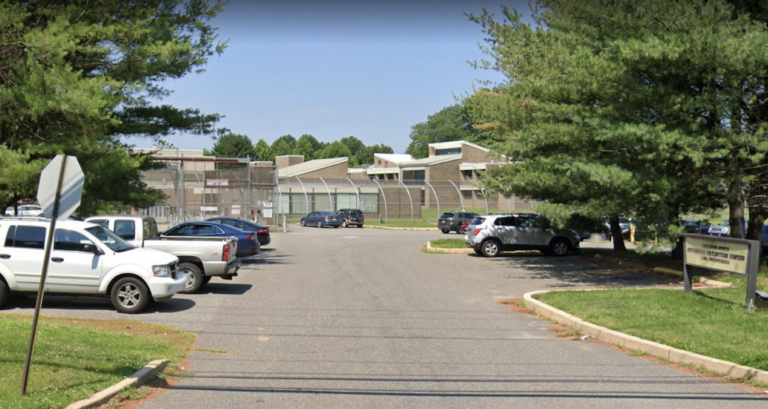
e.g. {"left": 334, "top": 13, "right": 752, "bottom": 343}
{"left": 194, "top": 283, "right": 252, "bottom": 295}
{"left": 6, "top": 294, "right": 197, "bottom": 314}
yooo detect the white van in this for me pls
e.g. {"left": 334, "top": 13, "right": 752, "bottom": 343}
{"left": 0, "top": 217, "right": 186, "bottom": 313}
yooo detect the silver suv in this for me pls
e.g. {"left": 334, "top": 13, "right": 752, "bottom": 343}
{"left": 465, "top": 213, "right": 580, "bottom": 257}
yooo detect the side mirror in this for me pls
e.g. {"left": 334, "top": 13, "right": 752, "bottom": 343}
{"left": 84, "top": 244, "right": 104, "bottom": 255}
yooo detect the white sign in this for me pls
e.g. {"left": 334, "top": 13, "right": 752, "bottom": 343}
{"left": 264, "top": 202, "right": 273, "bottom": 208}
{"left": 200, "top": 206, "right": 218, "bottom": 212}
{"left": 231, "top": 209, "right": 241, "bottom": 215}
{"left": 263, "top": 208, "right": 273, "bottom": 218}
{"left": 206, "top": 179, "right": 228, "bottom": 186}
{"left": 37, "top": 155, "right": 84, "bottom": 220}
{"left": 685, "top": 236, "right": 749, "bottom": 275}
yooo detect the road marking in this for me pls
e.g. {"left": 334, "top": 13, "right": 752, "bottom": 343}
{"left": 258, "top": 336, "right": 270, "bottom": 342}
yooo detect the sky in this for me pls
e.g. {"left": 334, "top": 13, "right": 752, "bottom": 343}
{"left": 129, "top": 0, "right": 530, "bottom": 155}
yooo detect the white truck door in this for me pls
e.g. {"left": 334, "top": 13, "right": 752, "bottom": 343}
{"left": 47, "top": 229, "right": 103, "bottom": 293}
{"left": 0, "top": 225, "right": 46, "bottom": 291}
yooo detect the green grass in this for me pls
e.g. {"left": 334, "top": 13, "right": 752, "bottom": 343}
{"left": 0, "top": 315, "right": 194, "bottom": 409}
{"left": 535, "top": 287, "right": 768, "bottom": 371}
{"left": 429, "top": 239, "right": 467, "bottom": 249}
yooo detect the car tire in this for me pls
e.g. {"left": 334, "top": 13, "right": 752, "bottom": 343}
{"left": 179, "top": 262, "right": 204, "bottom": 294}
{"left": 357, "top": 224, "right": 363, "bottom": 228}
{"left": 111, "top": 277, "right": 150, "bottom": 314}
{"left": 481, "top": 239, "right": 501, "bottom": 257}
{"left": 317, "top": 221, "right": 322, "bottom": 228}
{"left": 342, "top": 220, "right": 348, "bottom": 228}
{"left": 0, "top": 279, "right": 9, "bottom": 309}
{"left": 549, "top": 239, "right": 570, "bottom": 257}
{"left": 333, "top": 225, "right": 339, "bottom": 228}
{"left": 441, "top": 228, "right": 450, "bottom": 234}
{"left": 301, "top": 220, "right": 306, "bottom": 227}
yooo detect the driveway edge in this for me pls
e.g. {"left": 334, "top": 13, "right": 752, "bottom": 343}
{"left": 64, "top": 359, "right": 169, "bottom": 409}
{"left": 523, "top": 290, "right": 768, "bottom": 384}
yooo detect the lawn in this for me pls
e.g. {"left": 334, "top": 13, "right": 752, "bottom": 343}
{"left": 0, "top": 315, "right": 194, "bottom": 409}
{"left": 533, "top": 253, "right": 768, "bottom": 373}
{"left": 429, "top": 239, "right": 467, "bottom": 249}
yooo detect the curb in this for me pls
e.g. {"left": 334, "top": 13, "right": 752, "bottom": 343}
{"left": 365, "top": 225, "right": 436, "bottom": 231}
{"left": 64, "top": 359, "right": 169, "bottom": 409}
{"left": 523, "top": 290, "right": 768, "bottom": 384}
{"left": 426, "top": 241, "right": 473, "bottom": 254}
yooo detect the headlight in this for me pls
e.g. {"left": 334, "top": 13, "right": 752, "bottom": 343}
{"left": 152, "top": 265, "right": 170, "bottom": 277}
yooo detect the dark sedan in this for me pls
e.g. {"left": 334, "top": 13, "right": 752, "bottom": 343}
{"left": 207, "top": 217, "right": 271, "bottom": 247}
{"left": 161, "top": 221, "right": 260, "bottom": 258}
{"left": 300, "top": 211, "right": 342, "bottom": 228}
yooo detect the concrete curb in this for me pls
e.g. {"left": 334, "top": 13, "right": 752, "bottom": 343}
{"left": 64, "top": 359, "right": 169, "bottom": 409}
{"left": 426, "top": 241, "right": 473, "bottom": 254}
{"left": 365, "top": 225, "right": 436, "bottom": 231}
{"left": 523, "top": 290, "right": 768, "bottom": 384}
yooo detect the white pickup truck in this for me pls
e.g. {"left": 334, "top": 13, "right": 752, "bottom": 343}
{"left": 0, "top": 217, "right": 186, "bottom": 313}
{"left": 84, "top": 215, "right": 240, "bottom": 293}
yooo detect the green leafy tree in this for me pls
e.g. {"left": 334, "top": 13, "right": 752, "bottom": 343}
{"left": 271, "top": 134, "right": 296, "bottom": 157}
{"left": 0, "top": 0, "right": 227, "bottom": 215}
{"left": 253, "top": 139, "right": 275, "bottom": 162}
{"left": 340, "top": 136, "right": 365, "bottom": 156}
{"left": 355, "top": 144, "right": 394, "bottom": 166}
{"left": 320, "top": 141, "right": 352, "bottom": 159}
{"left": 296, "top": 134, "right": 323, "bottom": 161}
{"left": 209, "top": 133, "right": 255, "bottom": 159}
{"left": 469, "top": 0, "right": 768, "bottom": 253}
{"left": 406, "top": 104, "right": 480, "bottom": 158}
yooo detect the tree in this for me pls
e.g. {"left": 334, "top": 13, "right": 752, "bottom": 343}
{"left": 253, "top": 139, "right": 275, "bottom": 163}
{"left": 209, "top": 133, "right": 255, "bottom": 159}
{"left": 469, "top": 1, "right": 768, "bottom": 253}
{"left": 406, "top": 104, "right": 481, "bottom": 158}
{"left": 271, "top": 134, "right": 296, "bottom": 157}
{"left": 0, "top": 0, "right": 227, "bottom": 215}
{"left": 355, "top": 144, "right": 394, "bottom": 166}
{"left": 340, "top": 136, "right": 365, "bottom": 156}
{"left": 296, "top": 134, "right": 323, "bottom": 161}
{"left": 320, "top": 141, "right": 352, "bottom": 159}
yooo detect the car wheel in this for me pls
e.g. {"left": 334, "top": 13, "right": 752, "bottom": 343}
{"left": 441, "top": 228, "right": 450, "bottom": 234}
{"left": 342, "top": 220, "right": 348, "bottom": 228}
{"left": 317, "top": 221, "right": 322, "bottom": 228}
{"left": 301, "top": 220, "right": 306, "bottom": 226}
{"left": 179, "top": 262, "right": 204, "bottom": 294}
{"left": 0, "top": 279, "right": 9, "bottom": 309}
{"left": 110, "top": 277, "right": 150, "bottom": 314}
{"left": 357, "top": 224, "right": 363, "bottom": 228}
{"left": 481, "top": 239, "right": 501, "bottom": 257}
{"left": 550, "top": 239, "right": 570, "bottom": 257}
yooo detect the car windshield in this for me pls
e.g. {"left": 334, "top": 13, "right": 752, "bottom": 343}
{"left": 85, "top": 225, "right": 134, "bottom": 252}
{"left": 470, "top": 217, "right": 485, "bottom": 225}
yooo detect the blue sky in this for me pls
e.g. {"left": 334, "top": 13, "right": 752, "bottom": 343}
{"left": 130, "top": 1, "right": 529, "bottom": 155}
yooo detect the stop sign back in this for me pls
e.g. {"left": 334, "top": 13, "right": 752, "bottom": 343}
{"left": 37, "top": 155, "right": 84, "bottom": 220}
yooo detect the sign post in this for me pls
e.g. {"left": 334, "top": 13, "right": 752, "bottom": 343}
{"left": 21, "top": 155, "right": 84, "bottom": 395}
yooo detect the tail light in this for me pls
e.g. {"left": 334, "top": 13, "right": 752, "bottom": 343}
{"left": 246, "top": 234, "right": 254, "bottom": 241}
{"left": 473, "top": 228, "right": 482, "bottom": 236}
{"left": 257, "top": 229, "right": 267, "bottom": 234}
{"left": 222, "top": 243, "right": 230, "bottom": 261}
{"left": 324, "top": 216, "right": 329, "bottom": 220}
{"left": 361, "top": 215, "right": 365, "bottom": 221}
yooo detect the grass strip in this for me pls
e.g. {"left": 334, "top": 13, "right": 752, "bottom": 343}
{"left": 0, "top": 314, "right": 194, "bottom": 409}
{"left": 535, "top": 288, "right": 768, "bottom": 371}
{"left": 429, "top": 239, "right": 467, "bottom": 249}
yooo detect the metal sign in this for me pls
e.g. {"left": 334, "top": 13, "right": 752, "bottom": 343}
{"left": 683, "top": 233, "right": 759, "bottom": 311}
{"left": 206, "top": 179, "right": 228, "bottom": 187}
{"left": 37, "top": 155, "right": 84, "bottom": 220}
{"left": 23, "top": 155, "right": 84, "bottom": 395}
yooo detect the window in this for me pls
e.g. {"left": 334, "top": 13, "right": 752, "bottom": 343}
{"left": 420, "top": 190, "right": 425, "bottom": 206}
{"left": 143, "top": 219, "right": 158, "bottom": 238}
{"left": 5, "top": 225, "right": 46, "bottom": 249}
{"left": 462, "top": 170, "right": 473, "bottom": 180}
{"left": 54, "top": 229, "right": 95, "bottom": 252}
{"left": 462, "top": 190, "right": 473, "bottom": 199}
{"left": 166, "top": 225, "right": 196, "bottom": 236}
{"left": 435, "top": 148, "right": 461, "bottom": 156}
{"left": 197, "top": 225, "right": 223, "bottom": 235}
{"left": 114, "top": 220, "right": 136, "bottom": 240}
{"left": 496, "top": 217, "right": 518, "bottom": 227}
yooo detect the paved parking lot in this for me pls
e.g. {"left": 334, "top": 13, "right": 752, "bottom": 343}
{"left": 3, "top": 227, "right": 766, "bottom": 408}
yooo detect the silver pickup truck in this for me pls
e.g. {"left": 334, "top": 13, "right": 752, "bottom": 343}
{"left": 84, "top": 215, "right": 240, "bottom": 293}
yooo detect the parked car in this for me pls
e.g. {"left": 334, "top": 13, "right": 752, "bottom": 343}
{"left": 4, "top": 204, "right": 44, "bottom": 217}
{"left": 681, "top": 219, "right": 711, "bottom": 235}
{"left": 161, "top": 221, "right": 260, "bottom": 258}
{"left": 85, "top": 215, "right": 241, "bottom": 293}
{"left": 438, "top": 211, "right": 479, "bottom": 234}
{"left": 459, "top": 220, "right": 472, "bottom": 234}
{"left": 336, "top": 209, "right": 364, "bottom": 228}
{"left": 301, "top": 211, "right": 342, "bottom": 228}
{"left": 207, "top": 217, "right": 271, "bottom": 247}
{"left": 761, "top": 225, "right": 768, "bottom": 252}
{"left": 567, "top": 213, "right": 610, "bottom": 241}
{"left": 0, "top": 217, "right": 186, "bottom": 313}
{"left": 708, "top": 219, "right": 748, "bottom": 237}
{"left": 465, "top": 213, "right": 580, "bottom": 257}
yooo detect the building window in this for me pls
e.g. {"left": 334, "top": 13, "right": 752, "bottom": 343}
{"left": 435, "top": 148, "right": 461, "bottom": 156}
{"left": 462, "top": 190, "right": 473, "bottom": 199}
{"left": 462, "top": 170, "right": 473, "bottom": 180}
{"left": 377, "top": 160, "right": 382, "bottom": 165}
{"left": 403, "top": 170, "right": 425, "bottom": 181}
{"left": 420, "top": 189, "right": 426, "bottom": 205}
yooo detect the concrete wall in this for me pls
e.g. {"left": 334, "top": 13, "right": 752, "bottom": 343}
{"left": 275, "top": 155, "right": 304, "bottom": 168}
